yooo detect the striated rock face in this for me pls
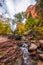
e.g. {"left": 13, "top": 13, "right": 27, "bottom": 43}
{"left": 26, "top": 5, "right": 37, "bottom": 18}
{"left": 0, "top": 36, "right": 22, "bottom": 65}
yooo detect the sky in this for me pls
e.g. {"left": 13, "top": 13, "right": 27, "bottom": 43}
{"left": 0, "top": 0, "right": 36, "bottom": 19}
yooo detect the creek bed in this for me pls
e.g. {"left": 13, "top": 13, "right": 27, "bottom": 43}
{"left": 14, "top": 43, "right": 43, "bottom": 65}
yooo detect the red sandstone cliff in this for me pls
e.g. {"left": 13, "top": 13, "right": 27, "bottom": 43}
{"left": 26, "top": 5, "right": 38, "bottom": 18}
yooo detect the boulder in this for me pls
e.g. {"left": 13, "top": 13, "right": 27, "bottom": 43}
{"left": 30, "top": 51, "right": 37, "bottom": 55}
{"left": 38, "top": 54, "right": 43, "bottom": 61}
{"left": 29, "top": 43, "right": 37, "bottom": 50}
{"left": 39, "top": 40, "right": 43, "bottom": 51}
{"left": 29, "top": 43, "right": 37, "bottom": 55}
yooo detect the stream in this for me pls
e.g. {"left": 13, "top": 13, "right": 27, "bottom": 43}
{"left": 20, "top": 43, "right": 32, "bottom": 65}
{"left": 14, "top": 43, "right": 38, "bottom": 65}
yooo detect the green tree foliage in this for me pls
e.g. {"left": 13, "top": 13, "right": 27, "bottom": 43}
{"left": 0, "top": 20, "right": 12, "bottom": 34}
{"left": 15, "top": 13, "right": 22, "bottom": 22}
{"left": 14, "top": 12, "right": 25, "bottom": 22}
{"left": 0, "top": 21, "right": 4, "bottom": 34}
{"left": 3, "top": 24, "right": 11, "bottom": 34}
{"left": 36, "top": 0, "right": 43, "bottom": 7}
{"left": 16, "top": 22, "right": 26, "bottom": 35}
{"left": 35, "top": 0, "right": 43, "bottom": 38}
{"left": 36, "top": 0, "right": 43, "bottom": 21}
{"left": 25, "top": 17, "right": 39, "bottom": 30}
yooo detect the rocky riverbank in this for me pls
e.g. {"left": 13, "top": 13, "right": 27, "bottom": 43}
{"left": 0, "top": 35, "right": 43, "bottom": 65}
{"left": 0, "top": 36, "right": 22, "bottom": 65}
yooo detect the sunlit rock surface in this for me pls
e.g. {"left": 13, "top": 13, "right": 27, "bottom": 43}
{"left": 26, "top": 5, "right": 37, "bottom": 18}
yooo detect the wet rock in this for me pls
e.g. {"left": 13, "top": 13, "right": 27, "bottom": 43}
{"left": 14, "top": 34, "right": 21, "bottom": 40}
{"left": 38, "top": 54, "right": 43, "bottom": 61}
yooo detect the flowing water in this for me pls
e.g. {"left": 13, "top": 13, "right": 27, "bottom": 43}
{"left": 14, "top": 43, "right": 38, "bottom": 65}
{"left": 20, "top": 43, "right": 32, "bottom": 65}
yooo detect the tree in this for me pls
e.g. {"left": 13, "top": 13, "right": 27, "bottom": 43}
{"left": 16, "top": 22, "right": 26, "bottom": 35}
{"left": 14, "top": 12, "right": 25, "bottom": 22}
{"left": 35, "top": 0, "right": 43, "bottom": 37}
{"left": 25, "top": 17, "right": 39, "bottom": 30}
{"left": 3, "top": 24, "right": 12, "bottom": 34}
{"left": 36, "top": 0, "right": 43, "bottom": 21}
{"left": 0, "top": 20, "right": 12, "bottom": 34}
{"left": 0, "top": 20, "right": 4, "bottom": 34}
